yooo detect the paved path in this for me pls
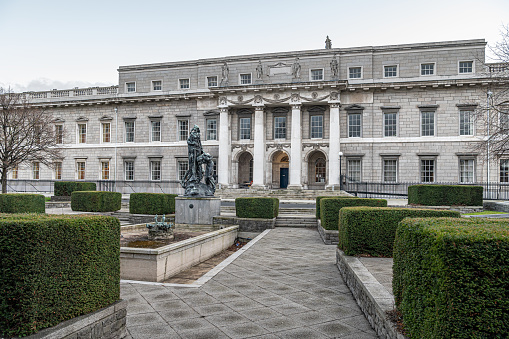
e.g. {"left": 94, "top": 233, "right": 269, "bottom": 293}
{"left": 121, "top": 228, "right": 378, "bottom": 339}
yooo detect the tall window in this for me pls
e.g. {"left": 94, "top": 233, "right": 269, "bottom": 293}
{"left": 178, "top": 161, "right": 188, "bottom": 181}
{"left": 315, "top": 159, "right": 326, "bottom": 183}
{"left": 125, "top": 121, "right": 135, "bottom": 142}
{"left": 274, "top": 116, "right": 286, "bottom": 139}
{"left": 152, "top": 80, "right": 162, "bottom": 91}
{"left": 500, "top": 111, "right": 509, "bottom": 131}
{"left": 420, "top": 159, "right": 435, "bottom": 182}
{"left": 310, "top": 115, "right": 323, "bottom": 138}
{"left": 178, "top": 120, "right": 189, "bottom": 141}
{"left": 240, "top": 74, "right": 252, "bottom": 85}
{"left": 501, "top": 160, "right": 509, "bottom": 182}
{"left": 179, "top": 78, "right": 190, "bottom": 89}
{"left": 239, "top": 117, "right": 251, "bottom": 140}
{"left": 151, "top": 121, "right": 161, "bottom": 142}
{"left": 310, "top": 69, "right": 324, "bottom": 81}
{"left": 207, "top": 76, "right": 218, "bottom": 87}
{"left": 55, "top": 125, "right": 63, "bottom": 144}
{"left": 348, "top": 113, "right": 362, "bottom": 137}
{"left": 126, "top": 82, "right": 135, "bottom": 92}
{"left": 150, "top": 160, "right": 161, "bottom": 181}
{"left": 206, "top": 119, "right": 217, "bottom": 141}
{"left": 420, "top": 63, "right": 435, "bottom": 76}
{"left": 124, "top": 161, "right": 134, "bottom": 181}
{"left": 101, "top": 161, "right": 110, "bottom": 180}
{"left": 421, "top": 111, "right": 435, "bottom": 136}
{"left": 459, "top": 61, "right": 473, "bottom": 73}
{"left": 77, "top": 123, "right": 87, "bottom": 143}
{"left": 383, "top": 159, "right": 397, "bottom": 182}
{"left": 77, "top": 161, "right": 86, "bottom": 180}
{"left": 459, "top": 110, "right": 474, "bottom": 136}
{"left": 384, "top": 112, "right": 397, "bottom": 137}
{"left": 384, "top": 65, "right": 398, "bottom": 77}
{"left": 347, "top": 159, "right": 362, "bottom": 182}
{"left": 32, "top": 162, "right": 40, "bottom": 180}
{"left": 349, "top": 67, "right": 362, "bottom": 79}
{"left": 54, "top": 162, "right": 62, "bottom": 180}
{"left": 459, "top": 159, "right": 474, "bottom": 183}
{"left": 12, "top": 165, "right": 18, "bottom": 179}
{"left": 102, "top": 122, "right": 111, "bottom": 143}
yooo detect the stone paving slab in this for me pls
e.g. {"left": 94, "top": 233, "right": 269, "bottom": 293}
{"left": 122, "top": 228, "right": 378, "bottom": 338}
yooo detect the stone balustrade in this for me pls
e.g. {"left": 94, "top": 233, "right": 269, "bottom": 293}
{"left": 23, "top": 86, "right": 118, "bottom": 101}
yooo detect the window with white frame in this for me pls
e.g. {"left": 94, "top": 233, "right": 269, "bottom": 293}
{"left": 348, "top": 113, "right": 362, "bottom": 137}
{"left": 459, "top": 110, "right": 474, "bottom": 136}
{"left": 310, "top": 115, "right": 323, "bottom": 138}
{"left": 384, "top": 65, "right": 398, "bottom": 77}
{"left": 178, "top": 120, "right": 189, "bottom": 141}
{"left": 100, "top": 161, "right": 110, "bottom": 180}
{"left": 124, "top": 161, "right": 134, "bottom": 181}
{"left": 349, "top": 67, "right": 362, "bottom": 79}
{"left": 152, "top": 80, "right": 162, "bottom": 91}
{"left": 126, "top": 82, "right": 136, "bottom": 92}
{"left": 459, "top": 159, "right": 475, "bottom": 183}
{"left": 274, "top": 116, "right": 287, "bottom": 139}
{"left": 12, "top": 165, "right": 18, "bottom": 179}
{"left": 32, "top": 162, "right": 40, "bottom": 180}
{"left": 207, "top": 76, "right": 218, "bottom": 87}
{"left": 151, "top": 120, "right": 161, "bottom": 142}
{"left": 76, "top": 161, "right": 86, "bottom": 180}
{"left": 383, "top": 159, "right": 397, "bottom": 182}
{"left": 500, "top": 110, "right": 509, "bottom": 131}
{"left": 420, "top": 159, "right": 435, "bottom": 182}
{"left": 421, "top": 111, "right": 435, "bottom": 136}
{"left": 500, "top": 159, "right": 509, "bottom": 182}
{"left": 239, "top": 73, "right": 252, "bottom": 85}
{"left": 179, "top": 78, "right": 190, "bottom": 89}
{"left": 239, "top": 117, "right": 251, "bottom": 140}
{"left": 420, "top": 63, "right": 435, "bottom": 76}
{"left": 310, "top": 69, "right": 324, "bottom": 81}
{"left": 384, "top": 112, "right": 397, "bottom": 137}
{"left": 347, "top": 159, "right": 362, "bottom": 182}
{"left": 55, "top": 125, "right": 63, "bottom": 144}
{"left": 178, "top": 161, "right": 188, "bottom": 181}
{"left": 77, "top": 123, "right": 87, "bottom": 143}
{"left": 125, "top": 121, "right": 135, "bottom": 142}
{"left": 459, "top": 61, "right": 473, "bottom": 74}
{"left": 102, "top": 122, "right": 111, "bottom": 143}
{"left": 150, "top": 160, "right": 161, "bottom": 181}
{"left": 54, "top": 162, "right": 62, "bottom": 180}
{"left": 206, "top": 119, "right": 217, "bottom": 140}
{"left": 315, "top": 158, "right": 326, "bottom": 183}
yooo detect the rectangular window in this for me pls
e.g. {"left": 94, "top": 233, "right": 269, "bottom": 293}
{"left": 384, "top": 65, "right": 398, "bottom": 77}
{"left": 459, "top": 110, "right": 474, "bottom": 136}
{"left": 179, "top": 78, "right": 190, "bottom": 89}
{"left": 101, "top": 161, "right": 110, "bottom": 180}
{"left": 78, "top": 123, "right": 87, "bottom": 143}
{"left": 420, "top": 63, "right": 435, "bottom": 76}
{"left": 459, "top": 61, "right": 473, "bottom": 73}
{"left": 55, "top": 125, "right": 63, "bottom": 144}
{"left": 12, "top": 165, "right": 18, "bottom": 179}
{"left": 207, "top": 76, "right": 218, "bottom": 87}
{"left": 151, "top": 121, "right": 161, "bottom": 142}
{"left": 420, "top": 159, "right": 435, "bottom": 182}
{"left": 500, "top": 111, "right": 509, "bottom": 131}
{"left": 347, "top": 159, "right": 362, "bottom": 182}
{"left": 77, "top": 161, "right": 85, "bottom": 180}
{"left": 501, "top": 160, "right": 509, "bottom": 182}
{"left": 178, "top": 161, "right": 188, "bottom": 181}
{"left": 179, "top": 120, "right": 189, "bottom": 141}
{"left": 421, "top": 111, "right": 435, "bottom": 136}
{"left": 310, "top": 115, "right": 323, "bottom": 139}
{"left": 383, "top": 159, "right": 397, "bottom": 182}
{"left": 310, "top": 69, "right": 324, "bottom": 81}
{"left": 206, "top": 119, "right": 217, "bottom": 141}
{"left": 102, "top": 122, "right": 111, "bottom": 143}
{"left": 349, "top": 67, "right": 362, "bottom": 79}
{"left": 274, "top": 116, "right": 287, "bottom": 139}
{"left": 54, "top": 162, "right": 62, "bottom": 180}
{"left": 239, "top": 117, "right": 251, "bottom": 140}
{"left": 152, "top": 80, "right": 162, "bottom": 91}
{"left": 460, "top": 159, "right": 474, "bottom": 183}
{"left": 32, "top": 162, "right": 40, "bottom": 180}
{"left": 348, "top": 113, "right": 362, "bottom": 138}
{"left": 150, "top": 160, "right": 161, "bottom": 181}
{"left": 126, "top": 82, "right": 136, "bottom": 92}
{"left": 124, "top": 161, "right": 134, "bottom": 181}
{"left": 240, "top": 73, "right": 252, "bottom": 85}
{"left": 125, "top": 121, "right": 135, "bottom": 142}
{"left": 384, "top": 112, "right": 397, "bottom": 137}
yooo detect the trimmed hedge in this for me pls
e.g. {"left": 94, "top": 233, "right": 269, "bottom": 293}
{"left": 0, "top": 214, "right": 120, "bottom": 337}
{"left": 315, "top": 195, "right": 354, "bottom": 219}
{"left": 338, "top": 207, "right": 460, "bottom": 257}
{"left": 408, "top": 184, "right": 483, "bottom": 206}
{"left": 0, "top": 194, "right": 45, "bottom": 213}
{"left": 71, "top": 191, "right": 121, "bottom": 212}
{"left": 235, "top": 197, "right": 279, "bottom": 218}
{"left": 320, "top": 198, "right": 387, "bottom": 230}
{"left": 129, "top": 193, "right": 177, "bottom": 215}
{"left": 54, "top": 181, "right": 96, "bottom": 197}
{"left": 393, "top": 217, "right": 509, "bottom": 338}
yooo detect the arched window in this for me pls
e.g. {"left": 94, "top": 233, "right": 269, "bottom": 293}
{"left": 315, "top": 158, "right": 326, "bottom": 183}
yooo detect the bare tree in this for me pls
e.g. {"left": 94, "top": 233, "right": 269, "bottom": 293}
{"left": 0, "top": 88, "right": 63, "bottom": 193}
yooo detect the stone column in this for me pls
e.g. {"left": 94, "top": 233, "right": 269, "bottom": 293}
{"left": 252, "top": 105, "right": 266, "bottom": 187}
{"left": 327, "top": 102, "right": 341, "bottom": 188}
{"left": 289, "top": 103, "right": 302, "bottom": 189}
{"left": 218, "top": 106, "right": 230, "bottom": 188}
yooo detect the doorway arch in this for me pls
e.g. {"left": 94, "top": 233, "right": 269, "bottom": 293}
{"left": 307, "top": 150, "right": 327, "bottom": 189}
{"left": 271, "top": 150, "right": 289, "bottom": 189}
{"left": 237, "top": 151, "right": 253, "bottom": 188}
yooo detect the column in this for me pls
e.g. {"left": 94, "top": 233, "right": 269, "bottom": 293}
{"left": 252, "top": 105, "right": 266, "bottom": 187}
{"left": 218, "top": 107, "right": 230, "bottom": 188}
{"left": 328, "top": 102, "right": 341, "bottom": 188}
{"left": 289, "top": 103, "right": 302, "bottom": 189}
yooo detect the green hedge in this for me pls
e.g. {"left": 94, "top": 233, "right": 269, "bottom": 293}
{"left": 0, "top": 194, "right": 45, "bottom": 213}
{"left": 408, "top": 184, "right": 483, "bottom": 206}
{"left": 338, "top": 207, "right": 460, "bottom": 257}
{"left": 320, "top": 198, "right": 387, "bottom": 231}
{"left": 129, "top": 193, "right": 177, "bottom": 215}
{"left": 54, "top": 181, "right": 96, "bottom": 197}
{"left": 0, "top": 214, "right": 120, "bottom": 337}
{"left": 71, "top": 191, "right": 121, "bottom": 212}
{"left": 393, "top": 217, "right": 509, "bottom": 339}
{"left": 235, "top": 197, "right": 279, "bottom": 218}
{"left": 315, "top": 195, "right": 354, "bottom": 219}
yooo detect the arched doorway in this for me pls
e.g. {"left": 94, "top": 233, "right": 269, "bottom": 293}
{"left": 308, "top": 150, "right": 327, "bottom": 189}
{"left": 271, "top": 150, "right": 289, "bottom": 189}
{"left": 238, "top": 152, "right": 253, "bottom": 188}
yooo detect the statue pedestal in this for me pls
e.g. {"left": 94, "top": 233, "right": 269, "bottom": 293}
{"left": 175, "top": 196, "right": 221, "bottom": 225}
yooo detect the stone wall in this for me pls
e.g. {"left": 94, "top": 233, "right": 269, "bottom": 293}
{"left": 213, "top": 216, "right": 275, "bottom": 232}
{"left": 317, "top": 220, "right": 339, "bottom": 245}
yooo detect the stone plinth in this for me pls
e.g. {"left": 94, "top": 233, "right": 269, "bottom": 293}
{"left": 175, "top": 196, "right": 221, "bottom": 225}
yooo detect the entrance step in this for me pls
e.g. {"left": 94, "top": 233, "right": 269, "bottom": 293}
{"left": 221, "top": 206, "right": 315, "bottom": 216}
{"left": 275, "top": 216, "right": 317, "bottom": 228}
{"left": 215, "top": 188, "right": 351, "bottom": 200}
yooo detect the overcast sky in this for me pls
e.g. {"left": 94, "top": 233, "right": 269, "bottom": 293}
{"left": 1, "top": 0, "right": 508, "bottom": 92}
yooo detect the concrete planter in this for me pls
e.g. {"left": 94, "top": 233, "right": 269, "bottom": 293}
{"left": 317, "top": 219, "right": 339, "bottom": 245}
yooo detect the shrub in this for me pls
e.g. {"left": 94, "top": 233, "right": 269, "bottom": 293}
{"left": 0, "top": 194, "right": 45, "bottom": 213}
{"left": 54, "top": 181, "right": 96, "bottom": 197}
{"left": 71, "top": 191, "right": 121, "bottom": 212}
{"left": 393, "top": 217, "right": 509, "bottom": 339}
{"left": 0, "top": 214, "right": 120, "bottom": 337}
{"left": 338, "top": 207, "right": 460, "bottom": 257}
{"left": 320, "top": 198, "right": 387, "bottom": 230}
{"left": 315, "top": 195, "right": 354, "bottom": 219}
{"left": 408, "top": 184, "right": 483, "bottom": 206}
{"left": 129, "top": 193, "right": 177, "bottom": 215}
{"left": 235, "top": 197, "right": 279, "bottom": 218}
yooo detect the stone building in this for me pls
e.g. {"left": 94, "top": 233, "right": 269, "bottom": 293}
{"left": 14, "top": 38, "right": 502, "bottom": 192}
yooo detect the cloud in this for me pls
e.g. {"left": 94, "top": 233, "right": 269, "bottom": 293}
{"left": 0, "top": 78, "right": 116, "bottom": 93}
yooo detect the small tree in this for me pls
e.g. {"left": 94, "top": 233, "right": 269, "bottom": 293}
{"left": 0, "top": 88, "right": 63, "bottom": 193}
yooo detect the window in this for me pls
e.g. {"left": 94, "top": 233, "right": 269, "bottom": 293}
{"left": 101, "top": 161, "right": 110, "bottom": 180}
{"left": 310, "top": 69, "right": 324, "bottom": 81}
{"left": 500, "top": 111, "right": 509, "bottom": 131}
{"left": 239, "top": 117, "right": 251, "bottom": 140}
{"left": 150, "top": 160, "right": 161, "bottom": 181}
{"left": 348, "top": 113, "right": 362, "bottom": 137}
{"left": 207, "top": 76, "right": 218, "bottom": 87}
{"left": 315, "top": 159, "right": 326, "bottom": 183}
{"left": 420, "top": 63, "right": 435, "bottom": 76}
{"left": 347, "top": 159, "right": 362, "bottom": 182}
{"left": 152, "top": 80, "right": 162, "bottom": 91}
{"left": 384, "top": 112, "right": 397, "bottom": 137}
{"left": 459, "top": 110, "right": 474, "bottom": 136}
{"left": 125, "top": 121, "right": 135, "bottom": 142}
{"left": 421, "top": 111, "right": 435, "bottom": 136}
{"left": 459, "top": 61, "right": 473, "bottom": 74}
{"left": 420, "top": 159, "right": 435, "bottom": 182}
{"left": 77, "top": 161, "right": 85, "bottom": 180}
{"left": 178, "top": 161, "right": 188, "bottom": 181}
{"left": 206, "top": 119, "right": 217, "bottom": 141}
{"left": 501, "top": 160, "right": 509, "bottom": 182}
{"left": 179, "top": 120, "right": 189, "bottom": 141}
{"left": 102, "top": 122, "right": 111, "bottom": 143}
{"left": 274, "top": 116, "right": 287, "bottom": 139}
{"left": 32, "top": 162, "right": 40, "bottom": 180}
{"left": 179, "top": 78, "right": 190, "bottom": 89}
{"left": 12, "top": 165, "right": 18, "bottom": 179}
{"left": 240, "top": 73, "right": 252, "bottom": 85}
{"left": 77, "top": 123, "right": 87, "bottom": 143}
{"left": 384, "top": 65, "right": 398, "bottom": 77}
{"left": 124, "top": 161, "right": 134, "bottom": 181}
{"left": 55, "top": 125, "right": 63, "bottom": 144}
{"left": 349, "top": 67, "right": 362, "bottom": 79}
{"left": 54, "top": 162, "right": 62, "bottom": 180}
{"left": 383, "top": 159, "right": 397, "bottom": 182}
{"left": 459, "top": 159, "right": 475, "bottom": 183}
{"left": 126, "top": 82, "right": 136, "bottom": 92}
{"left": 310, "top": 115, "right": 323, "bottom": 138}
{"left": 151, "top": 121, "right": 161, "bottom": 142}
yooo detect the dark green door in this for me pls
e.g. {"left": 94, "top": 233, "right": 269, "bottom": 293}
{"left": 280, "top": 168, "right": 288, "bottom": 188}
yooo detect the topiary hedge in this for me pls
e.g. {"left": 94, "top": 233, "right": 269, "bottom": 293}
{"left": 315, "top": 195, "right": 354, "bottom": 219}
{"left": 129, "top": 193, "right": 177, "bottom": 215}
{"left": 54, "top": 181, "right": 96, "bottom": 197}
{"left": 393, "top": 217, "right": 509, "bottom": 338}
{"left": 408, "top": 184, "right": 483, "bottom": 206}
{"left": 235, "top": 197, "right": 279, "bottom": 218}
{"left": 320, "top": 197, "right": 387, "bottom": 230}
{"left": 338, "top": 207, "right": 460, "bottom": 257}
{"left": 71, "top": 191, "right": 121, "bottom": 212}
{"left": 0, "top": 214, "right": 120, "bottom": 337}
{"left": 0, "top": 194, "right": 45, "bottom": 213}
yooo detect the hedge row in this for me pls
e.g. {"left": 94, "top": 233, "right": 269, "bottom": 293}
{"left": 235, "top": 197, "right": 279, "bottom": 218}
{"left": 320, "top": 198, "right": 387, "bottom": 230}
{"left": 54, "top": 181, "right": 96, "bottom": 197}
{"left": 408, "top": 184, "right": 483, "bottom": 206}
{"left": 394, "top": 217, "right": 509, "bottom": 338}
{"left": 71, "top": 191, "right": 121, "bottom": 212}
{"left": 0, "top": 214, "right": 120, "bottom": 337}
{"left": 338, "top": 207, "right": 460, "bottom": 257}
{"left": 315, "top": 195, "right": 354, "bottom": 219}
{"left": 129, "top": 193, "right": 177, "bottom": 215}
{"left": 0, "top": 194, "right": 45, "bottom": 213}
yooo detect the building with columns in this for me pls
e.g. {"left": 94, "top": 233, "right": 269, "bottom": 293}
{"left": 11, "top": 38, "right": 505, "bottom": 193}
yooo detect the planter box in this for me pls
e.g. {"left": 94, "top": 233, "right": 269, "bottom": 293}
{"left": 317, "top": 219, "right": 339, "bottom": 245}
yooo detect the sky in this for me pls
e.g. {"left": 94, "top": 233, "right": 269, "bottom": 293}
{"left": 0, "top": 0, "right": 508, "bottom": 92}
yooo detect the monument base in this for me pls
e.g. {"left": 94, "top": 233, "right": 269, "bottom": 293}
{"left": 175, "top": 196, "right": 221, "bottom": 225}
